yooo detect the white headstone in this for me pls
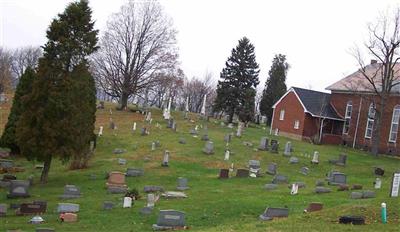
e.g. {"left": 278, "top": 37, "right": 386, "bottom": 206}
{"left": 123, "top": 197, "right": 132, "bottom": 208}
{"left": 151, "top": 142, "right": 156, "bottom": 151}
{"left": 224, "top": 149, "right": 230, "bottom": 161}
{"left": 290, "top": 183, "right": 298, "bottom": 195}
{"left": 312, "top": 151, "right": 319, "bottom": 164}
{"left": 201, "top": 95, "right": 207, "bottom": 115}
{"left": 133, "top": 122, "right": 137, "bottom": 131}
{"left": 147, "top": 193, "right": 156, "bottom": 208}
{"left": 185, "top": 97, "right": 189, "bottom": 112}
{"left": 390, "top": 173, "right": 400, "bottom": 197}
{"left": 98, "top": 126, "right": 103, "bottom": 136}
{"left": 374, "top": 177, "right": 382, "bottom": 189}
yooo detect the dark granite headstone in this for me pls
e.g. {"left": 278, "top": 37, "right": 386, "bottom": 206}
{"left": 270, "top": 140, "right": 279, "bottom": 153}
{"left": 304, "top": 202, "right": 323, "bottom": 212}
{"left": 18, "top": 203, "right": 46, "bottom": 215}
{"left": 152, "top": 210, "right": 186, "bottom": 230}
{"left": 259, "top": 207, "right": 289, "bottom": 220}
{"left": 7, "top": 180, "right": 30, "bottom": 198}
{"left": 103, "top": 201, "right": 114, "bottom": 210}
{"left": 327, "top": 171, "right": 346, "bottom": 185}
{"left": 219, "top": 169, "right": 229, "bottom": 179}
{"left": 236, "top": 169, "right": 249, "bottom": 178}
{"left": 126, "top": 168, "right": 144, "bottom": 177}
{"left": 374, "top": 167, "right": 384, "bottom": 176}
{"left": 339, "top": 216, "right": 365, "bottom": 225}
{"left": 266, "top": 163, "right": 277, "bottom": 175}
{"left": 144, "top": 185, "right": 164, "bottom": 193}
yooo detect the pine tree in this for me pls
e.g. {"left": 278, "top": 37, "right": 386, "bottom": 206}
{"left": 0, "top": 67, "right": 36, "bottom": 154}
{"left": 260, "top": 54, "right": 289, "bottom": 125}
{"left": 214, "top": 37, "right": 260, "bottom": 123}
{"left": 15, "top": 0, "right": 98, "bottom": 183}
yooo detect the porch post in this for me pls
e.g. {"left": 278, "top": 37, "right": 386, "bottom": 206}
{"left": 319, "top": 118, "right": 325, "bottom": 143}
{"left": 353, "top": 97, "right": 363, "bottom": 148}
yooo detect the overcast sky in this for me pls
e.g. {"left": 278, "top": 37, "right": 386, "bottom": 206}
{"left": 1, "top": 0, "right": 399, "bottom": 92}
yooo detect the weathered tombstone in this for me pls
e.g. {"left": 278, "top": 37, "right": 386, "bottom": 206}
{"left": 0, "top": 203, "right": 7, "bottom": 216}
{"left": 289, "top": 156, "right": 299, "bottom": 164}
{"left": 249, "top": 160, "right": 261, "bottom": 177}
{"left": 390, "top": 172, "right": 400, "bottom": 197}
{"left": 147, "top": 193, "right": 156, "bottom": 208}
{"left": 126, "top": 168, "right": 144, "bottom": 177}
{"left": 141, "top": 127, "right": 148, "bottom": 136}
{"left": 224, "top": 134, "right": 232, "bottom": 143}
{"left": 166, "top": 119, "right": 173, "bottom": 128}
{"left": 123, "top": 197, "right": 132, "bottom": 208}
{"left": 264, "top": 184, "right": 278, "bottom": 190}
{"left": 161, "top": 191, "right": 187, "bottom": 199}
{"left": 57, "top": 203, "right": 79, "bottom": 213}
{"left": 362, "top": 190, "right": 376, "bottom": 198}
{"left": 151, "top": 142, "right": 156, "bottom": 151}
{"left": 266, "top": 163, "right": 277, "bottom": 175}
{"left": 374, "top": 167, "right": 384, "bottom": 176}
{"left": 304, "top": 202, "right": 323, "bottom": 212}
{"left": 176, "top": 177, "right": 189, "bottom": 191}
{"left": 202, "top": 141, "right": 214, "bottom": 155}
{"left": 152, "top": 210, "right": 186, "bottom": 230}
{"left": 59, "top": 185, "right": 81, "bottom": 199}
{"left": 172, "top": 121, "right": 177, "bottom": 132}
{"left": 236, "top": 122, "right": 243, "bottom": 137}
{"left": 270, "top": 140, "right": 279, "bottom": 153}
{"left": 201, "top": 134, "right": 209, "bottom": 141}
{"left": 144, "top": 185, "right": 164, "bottom": 193}
{"left": 140, "top": 206, "right": 153, "bottom": 215}
{"left": 118, "top": 158, "right": 127, "bottom": 165}
{"left": 272, "top": 175, "right": 288, "bottom": 184}
{"left": 337, "top": 184, "right": 349, "bottom": 191}
{"left": 329, "top": 153, "right": 347, "bottom": 166}
{"left": 290, "top": 183, "right": 299, "bottom": 195}
{"left": 29, "top": 215, "right": 45, "bottom": 224}
{"left": 18, "top": 203, "right": 47, "bottom": 215}
{"left": 103, "top": 201, "right": 114, "bottom": 210}
{"left": 227, "top": 123, "right": 233, "bottom": 129}
{"left": 162, "top": 150, "right": 169, "bottom": 167}
{"left": 311, "top": 151, "right": 319, "bottom": 164}
{"left": 60, "top": 212, "right": 78, "bottom": 222}
{"left": 113, "top": 148, "right": 126, "bottom": 154}
{"left": 7, "top": 180, "right": 30, "bottom": 198}
{"left": 259, "top": 207, "right": 289, "bottom": 221}
{"left": 109, "top": 120, "right": 115, "bottom": 130}
{"left": 236, "top": 169, "right": 249, "bottom": 178}
{"left": 219, "top": 169, "right": 229, "bottom": 179}
{"left": 178, "top": 138, "right": 186, "bottom": 144}
{"left": 146, "top": 112, "right": 152, "bottom": 122}
{"left": 0, "top": 159, "right": 13, "bottom": 169}
{"left": 133, "top": 122, "right": 137, "bottom": 131}
{"left": 106, "top": 171, "right": 127, "bottom": 193}
{"left": 107, "top": 186, "right": 127, "bottom": 194}
{"left": 258, "top": 137, "right": 269, "bottom": 151}
{"left": 283, "top": 142, "right": 292, "bottom": 156}
{"left": 350, "top": 192, "right": 363, "bottom": 199}
{"left": 300, "top": 167, "right": 309, "bottom": 175}
{"left": 374, "top": 178, "right": 382, "bottom": 189}
{"left": 98, "top": 126, "right": 103, "bottom": 136}
{"left": 315, "top": 187, "right": 331, "bottom": 194}
{"left": 224, "top": 149, "right": 230, "bottom": 161}
{"left": 327, "top": 171, "right": 346, "bottom": 185}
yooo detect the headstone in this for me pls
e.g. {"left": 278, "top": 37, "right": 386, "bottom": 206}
{"left": 98, "top": 126, "right": 103, "bottom": 136}
{"left": 144, "top": 186, "right": 164, "bottom": 193}
{"left": 29, "top": 215, "right": 44, "bottom": 224}
{"left": 118, "top": 158, "right": 126, "bottom": 165}
{"left": 106, "top": 171, "right": 127, "bottom": 193}
{"left": 329, "top": 153, "right": 347, "bottom": 166}
{"left": 202, "top": 141, "right": 214, "bottom": 155}
{"left": 264, "top": 184, "right": 278, "bottom": 190}
{"left": 133, "top": 122, "right": 137, "bottom": 131}
{"left": 266, "top": 163, "right": 277, "bottom": 175}
{"left": 201, "top": 134, "right": 209, "bottom": 141}
{"left": 327, "top": 171, "right": 346, "bottom": 185}
{"left": 172, "top": 121, "right": 177, "bottom": 132}
{"left": 141, "top": 127, "right": 148, "bottom": 136}
{"left": 0, "top": 159, "right": 13, "bottom": 169}
{"left": 236, "top": 169, "right": 249, "bottom": 178}
{"left": 113, "top": 148, "right": 125, "bottom": 154}
{"left": 7, "top": 180, "right": 30, "bottom": 198}
{"left": 177, "top": 177, "right": 189, "bottom": 191}
{"left": 259, "top": 207, "right": 289, "bottom": 221}
{"left": 59, "top": 185, "right": 81, "bottom": 199}
{"left": 107, "top": 186, "right": 127, "bottom": 194}
{"left": 123, "top": 197, "right": 132, "bottom": 208}
{"left": 179, "top": 138, "right": 186, "bottom": 144}
{"left": 236, "top": 122, "right": 243, "bottom": 137}
{"left": 350, "top": 192, "right": 363, "bottom": 199}
{"left": 283, "top": 142, "right": 292, "bottom": 156}
{"left": 311, "top": 151, "right": 319, "bottom": 164}
{"left": 126, "top": 168, "right": 144, "bottom": 177}
{"left": 60, "top": 212, "right": 78, "bottom": 222}
{"left": 152, "top": 210, "right": 186, "bottom": 230}
{"left": 292, "top": 182, "right": 306, "bottom": 189}
{"left": 260, "top": 116, "right": 267, "bottom": 124}
{"left": 300, "top": 167, "right": 309, "bottom": 175}
{"left": 258, "top": 137, "right": 269, "bottom": 151}
{"left": 270, "top": 140, "right": 279, "bottom": 153}
{"left": 315, "top": 187, "right": 331, "bottom": 194}
{"left": 147, "top": 193, "right": 156, "bottom": 208}
{"left": 103, "top": 201, "right": 114, "bottom": 210}
{"left": 374, "top": 167, "right": 384, "bottom": 176}
{"left": 374, "top": 178, "right": 382, "bottom": 189}
{"left": 109, "top": 120, "right": 115, "bottom": 130}
{"left": 304, "top": 202, "right": 323, "bottom": 213}
{"left": 0, "top": 203, "right": 6, "bottom": 216}
{"left": 249, "top": 160, "right": 261, "bottom": 176}
{"left": 290, "top": 183, "right": 299, "bottom": 195}
{"left": 272, "top": 175, "right": 288, "bottom": 184}
{"left": 222, "top": 149, "right": 229, "bottom": 161}
{"left": 57, "top": 203, "right": 79, "bottom": 213}
{"left": 390, "top": 172, "right": 400, "bottom": 197}
{"left": 162, "top": 150, "right": 169, "bottom": 167}
{"left": 161, "top": 191, "right": 187, "bottom": 199}
{"left": 289, "top": 156, "right": 299, "bottom": 164}
{"left": 351, "top": 184, "right": 363, "bottom": 190}
{"left": 362, "top": 190, "right": 376, "bottom": 198}
{"left": 224, "top": 134, "right": 232, "bottom": 143}
{"left": 219, "top": 169, "right": 229, "bottom": 179}
{"left": 337, "top": 184, "right": 349, "bottom": 191}
{"left": 227, "top": 123, "right": 233, "bottom": 129}
{"left": 339, "top": 216, "right": 365, "bottom": 225}
{"left": 140, "top": 206, "right": 153, "bottom": 215}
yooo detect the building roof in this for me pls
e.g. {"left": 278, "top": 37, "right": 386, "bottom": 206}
{"left": 326, "top": 62, "right": 400, "bottom": 93}
{"left": 272, "top": 87, "right": 343, "bottom": 121}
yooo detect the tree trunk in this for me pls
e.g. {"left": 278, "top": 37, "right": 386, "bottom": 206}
{"left": 40, "top": 155, "right": 52, "bottom": 184}
{"left": 119, "top": 92, "right": 129, "bottom": 110}
{"left": 228, "top": 108, "right": 235, "bottom": 123}
{"left": 371, "top": 96, "right": 386, "bottom": 156}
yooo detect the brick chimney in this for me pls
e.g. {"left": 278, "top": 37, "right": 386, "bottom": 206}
{"left": 370, "top": 59, "right": 377, "bottom": 65}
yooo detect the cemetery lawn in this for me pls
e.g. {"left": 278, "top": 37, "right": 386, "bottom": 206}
{"left": 1, "top": 103, "right": 400, "bottom": 232}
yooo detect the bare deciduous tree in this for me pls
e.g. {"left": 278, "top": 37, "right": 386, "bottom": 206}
{"left": 11, "top": 46, "right": 41, "bottom": 81}
{"left": 92, "top": 1, "right": 178, "bottom": 109}
{"left": 0, "top": 47, "right": 13, "bottom": 95}
{"left": 183, "top": 72, "right": 215, "bottom": 113}
{"left": 353, "top": 8, "right": 400, "bottom": 155}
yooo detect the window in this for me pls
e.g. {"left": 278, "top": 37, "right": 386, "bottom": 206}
{"left": 365, "top": 103, "right": 375, "bottom": 138}
{"left": 343, "top": 101, "right": 352, "bottom": 134}
{"left": 279, "top": 110, "right": 285, "bottom": 120}
{"left": 389, "top": 105, "right": 400, "bottom": 142}
{"left": 294, "top": 120, "right": 300, "bottom": 129}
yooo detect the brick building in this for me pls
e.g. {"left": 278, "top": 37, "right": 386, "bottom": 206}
{"left": 270, "top": 61, "right": 400, "bottom": 155}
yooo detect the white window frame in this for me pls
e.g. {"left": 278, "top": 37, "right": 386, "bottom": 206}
{"left": 389, "top": 105, "right": 400, "bottom": 143}
{"left": 294, "top": 120, "right": 300, "bottom": 129}
{"left": 343, "top": 101, "right": 352, "bottom": 135}
{"left": 365, "top": 103, "right": 375, "bottom": 139}
{"left": 279, "top": 110, "right": 285, "bottom": 120}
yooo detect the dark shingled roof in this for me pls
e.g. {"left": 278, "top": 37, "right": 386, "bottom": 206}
{"left": 292, "top": 87, "right": 343, "bottom": 120}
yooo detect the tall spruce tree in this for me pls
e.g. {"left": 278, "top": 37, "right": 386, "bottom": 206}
{"left": 0, "top": 67, "right": 36, "bottom": 154}
{"left": 260, "top": 54, "right": 289, "bottom": 124}
{"left": 15, "top": 0, "right": 98, "bottom": 183}
{"left": 214, "top": 37, "right": 260, "bottom": 123}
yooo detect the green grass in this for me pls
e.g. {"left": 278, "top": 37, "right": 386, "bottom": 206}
{"left": 1, "top": 104, "right": 400, "bottom": 231}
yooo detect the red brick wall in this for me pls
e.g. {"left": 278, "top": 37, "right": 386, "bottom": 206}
{"left": 302, "top": 114, "right": 319, "bottom": 139}
{"left": 330, "top": 92, "right": 400, "bottom": 155}
{"left": 272, "top": 91, "right": 306, "bottom": 139}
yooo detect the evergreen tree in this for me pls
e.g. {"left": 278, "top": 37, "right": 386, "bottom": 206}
{"left": 214, "top": 37, "right": 260, "bottom": 123}
{"left": 15, "top": 0, "right": 98, "bottom": 183}
{"left": 260, "top": 54, "right": 289, "bottom": 124}
{"left": 0, "top": 67, "right": 36, "bottom": 154}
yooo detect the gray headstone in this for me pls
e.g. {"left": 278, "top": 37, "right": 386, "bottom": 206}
{"left": 59, "top": 185, "right": 81, "bottom": 199}
{"left": 259, "top": 207, "right": 289, "bottom": 221}
{"left": 0, "top": 203, "right": 6, "bottom": 216}
{"left": 162, "top": 150, "right": 169, "bottom": 167}
{"left": 177, "top": 177, "right": 189, "bottom": 191}
{"left": 107, "top": 186, "right": 127, "bottom": 194}
{"left": 224, "top": 134, "right": 232, "bottom": 143}
{"left": 144, "top": 185, "right": 164, "bottom": 193}
{"left": 289, "top": 156, "right": 299, "bottom": 164}
{"left": 140, "top": 206, "right": 153, "bottom": 215}
{"left": 126, "top": 168, "right": 144, "bottom": 177}
{"left": 300, "top": 167, "right": 309, "bottom": 175}
{"left": 362, "top": 190, "right": 376, "bottom": 198}
{"left": 154, "top": 210, "right": 186, "bottom": 228}
{"left": 103, "top": 201, "right": 114, "bottom": 210}
{"left": 283, "top": 142, "right": 292, "bottom": 156}
{"left": 201, "top": 134, "right": 209, "bottom": 141}
{"left": 0, "top": 159, "right": 13, "bottom": 169}
{"left": 270, "top": 140, "right": 279, "bottom": 153}
{"left": 113, "top": 148, "right": 125, "bottom": 154}
{"left": 292, "top": 182, "right": 306, "bottom": 189}
{"left": 350, "top": 192, "right": 363, "bottom": 199}
{"left": 327, "top": 171, "right": 346, "bottom": 185}
{"left": 7, "top": 180, "right": 30, "bottom": 198}
{"left": 258, "top": 137, "right": 269, "bottom": 151}
{"left": 178, "top": 138, "right": 186, "bottom": 144}
{"left": 202, "top": 141, "right": 214, "bottom": 155}
{"left": 118, "top": 158, "right": 127, "bottom": 165}
{"left": 315, "top": 187, "right": 331, "bottom": 194}
{"left": 272, "top": 175, "right": 288, "bottom": 184}
{"left": 266, "top": 163, "right": 277, "bottom": 175}
{"left": 57, "top": 203, "right": 79, "bottom": 213}
{"left": 264, "top": 184, "right": 278, "bottom": 190}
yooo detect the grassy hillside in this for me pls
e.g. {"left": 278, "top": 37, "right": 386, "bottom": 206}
{"left": 1, "top": 103, "right": 399, "bottom": 231}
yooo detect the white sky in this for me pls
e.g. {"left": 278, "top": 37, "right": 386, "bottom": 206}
{"left": 1, "top": 0, "right": 399, "bottom": 92}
